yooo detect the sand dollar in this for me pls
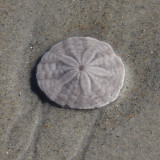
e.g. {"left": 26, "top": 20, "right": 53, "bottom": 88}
{"left": 36, "top": 37, "right": 125, "bottom": 109}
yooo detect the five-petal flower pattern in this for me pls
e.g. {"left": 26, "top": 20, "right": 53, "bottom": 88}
{"left": 58, "top": 48, "right": 110, "bottom": 96}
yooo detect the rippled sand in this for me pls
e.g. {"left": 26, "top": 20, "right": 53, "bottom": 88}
{"left": 0, "top": 0, "right": 160, "bottom": 160}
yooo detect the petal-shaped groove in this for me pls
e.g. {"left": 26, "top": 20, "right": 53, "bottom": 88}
{"left": 62, "top": 38, "right": 82, "bottom": 64}
{"left": 88, "top": 73, "right": 106, "bottom": 95}
{"left": 82, "top": 47, "right": 97, "bottom": 65}
{"left": 80, "top": 72, "right": 91, "bottom": 95}
{"left": 88, "top": 57, "right": 105, "bottom": 67}
{"left": 87, "top": 66, "right": 110, "bottom": 77}
{"left": 60, "top": 69, "right": 78, "bottom": 86}
{"left": 59, "top": 55, "right": 79, "bottom": 67}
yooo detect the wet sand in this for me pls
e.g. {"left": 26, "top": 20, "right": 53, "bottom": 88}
{"left": 0, "top": 0, "right": 160, "bottom": 160}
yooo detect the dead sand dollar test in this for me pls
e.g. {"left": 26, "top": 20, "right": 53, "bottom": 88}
{"left": 36, "top": 37, "right": 125, "bottom": 109}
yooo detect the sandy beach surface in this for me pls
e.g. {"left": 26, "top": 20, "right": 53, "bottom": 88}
{"left": 0, "top": 0, "right": 160, "bottom": 160}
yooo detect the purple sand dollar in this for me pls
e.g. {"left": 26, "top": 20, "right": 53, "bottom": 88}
{"left": 36, "top": 37, "right": 125, "bottom": 109}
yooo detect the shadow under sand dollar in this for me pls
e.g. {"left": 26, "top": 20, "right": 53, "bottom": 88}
{"left": 30, "top": 54, "right": 63, "bottom": 109}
